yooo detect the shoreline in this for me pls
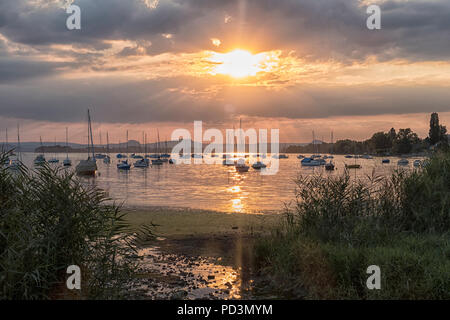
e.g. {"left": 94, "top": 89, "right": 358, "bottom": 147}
{"left": 123, "top": 206, "right": 280, "bottom": 299}
{"left": 123, "top": 206, "right": 281, "bottom": 239}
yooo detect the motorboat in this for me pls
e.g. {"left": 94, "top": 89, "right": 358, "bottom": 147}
{"left": 272, "top": 154, "right": 288, "bottom": 159}
{"left": 151, "top": 158, "right": 164, "bottom": 165}
{"left": 34, "top": 154, "right": 46, "bottom": 166}
{"left": 413, "top": 160, "right": 422, "bottom": 167}
{"left": 134, "top": 158, "right": 149, "bottom": 168}
{"left": 325, "top": 161, "right": 335, "bottom": 171}
{"left": 252, "top": 161, "right": 267, "bottom": 169}
{"left": 301, "top": 157, "right": 321, "bottom": 167}
{"left": 235, "top": 159, "right": 249, "bottom": 172}
{"left": 117, "top": 160, "right": 131, "bottom": 170}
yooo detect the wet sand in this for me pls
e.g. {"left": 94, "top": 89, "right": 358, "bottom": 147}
{"left": 124, "top": 207, "right": 280, "bottom": 300}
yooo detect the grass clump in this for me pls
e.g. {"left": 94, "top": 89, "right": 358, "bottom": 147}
{"left": 0, "top": 152, "right": 143, "bottom": 299}
{"left": 254, "top": 151, "right": 450, "bottom": 299}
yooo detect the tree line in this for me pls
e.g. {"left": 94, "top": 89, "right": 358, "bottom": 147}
{"left": 287, "top": 113, "right": 448, "bottom": 155}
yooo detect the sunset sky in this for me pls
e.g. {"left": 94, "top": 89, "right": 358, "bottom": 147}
{"left": 1, "top": 0, "right": 450, "bottom": 144}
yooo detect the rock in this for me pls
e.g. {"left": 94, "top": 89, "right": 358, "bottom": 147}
{"left": 170, "top": 290, "right": 188, "bottom": 300}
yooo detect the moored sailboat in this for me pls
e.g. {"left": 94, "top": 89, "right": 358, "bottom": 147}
{"left": 63, "top": 127, "right": 72, "bottom": 167}
{"left": 76, "top": 109, "right": 97, "bottom": 176}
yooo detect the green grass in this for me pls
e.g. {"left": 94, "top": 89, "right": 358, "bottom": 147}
{"left": 0, "top": 152, "right": 143, "bottom": 299}
{"left": 253, "top": 151, "right": 450, "bottom": 299}
{"left": 123, "top": 207, "right": 280, "bottom": 238}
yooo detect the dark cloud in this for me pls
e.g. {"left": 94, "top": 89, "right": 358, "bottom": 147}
{"left": 0, "top": 0, "right": 449, "bottom": 61}
{"left": 0, "top": 57, "right": 64, "bottom": 82}
{"left": 0, "top": 0, "right": 450, "bottom": 124}
{"left": 1, "top": 75, "right": 449, "bottom": 124}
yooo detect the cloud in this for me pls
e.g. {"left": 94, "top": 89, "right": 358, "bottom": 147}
{"left": 1, "top": 74, "right": 449, "bottom": 124}
{"left": 0, "top": 0, "right": 450, "bottom": 129}
{"left": 0, "top": 0, "right": 449, "bottom": 61}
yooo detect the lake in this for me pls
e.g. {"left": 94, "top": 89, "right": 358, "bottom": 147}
{"left": 17, "top": 153, "right": 423, "bottom": 214}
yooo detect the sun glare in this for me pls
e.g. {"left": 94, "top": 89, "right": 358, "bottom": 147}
{"left": 208, "top": 49, "right": 278, "bottom": 78}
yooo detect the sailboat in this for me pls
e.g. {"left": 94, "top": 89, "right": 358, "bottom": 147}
{"left": 8, "top": 124, "right": 21, "bottom": 170}
{"left": 48, "top": 138, "right": 59, "bottom": 163}
{"left": 103, "top": 132, "right": 111, "bottom": 164}
{"left": 160, "top": 139, "right": 170, "bottom": 158}
{"left": 34, "top": 136, "right": 46, "bottom": 165}
{"left": 75, "top": 109, "right": 97, "bottom": 176}
{"left": 95, "top": 131, "right": 107, "bottom": 159}
{"left": 63, "top": 127, "right": 72, "bottom": 167}
{"left": 345, "top": 141, "right": 361, "bottom": 169}
{"left": 151, "top": 129, "right": 164, "bottom": 165}
{"left": 117, "top": 130, "right": 131, "bottom": 170}
{"left": 134, "top": 132, "right": 149, "bottom": 168}
{"left": 2, "top": 129, "right": 10, "bottom": 166}
{"left": 234, "top": 118, "right": 249, "bottom": 172}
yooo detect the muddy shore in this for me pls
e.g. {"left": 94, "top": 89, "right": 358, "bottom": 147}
{"left": 124, "top": 207, "right": 282, "bottom": 300}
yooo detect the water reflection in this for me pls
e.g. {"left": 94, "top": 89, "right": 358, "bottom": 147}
{"left": 17, "top": 153, "right": 422, "bottom": 213}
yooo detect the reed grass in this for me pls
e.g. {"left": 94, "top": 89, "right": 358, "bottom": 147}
{"left": 254, "top": 151, "right": 450, "bottom": 299}
{"left": 0, "top": 152, "right": 144, "bottom": 299}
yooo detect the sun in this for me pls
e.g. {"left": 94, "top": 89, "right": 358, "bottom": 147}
{"left": 207, "top": 49, "right": 277, "bottom": 78}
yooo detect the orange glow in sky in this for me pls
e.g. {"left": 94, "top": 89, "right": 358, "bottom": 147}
{"left": 207, "top": 49, "right": 280, "bottom": 78}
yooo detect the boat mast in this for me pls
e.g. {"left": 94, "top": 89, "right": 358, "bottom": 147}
{"left": 66, "top": 127, "right": 69, "bottom": 159}
{"left": 157, "top": 129, "right": 160, "bottom": 155}
{"left": 106, "top": 132, "right": 109, "bottom": 155}
{"left": 17, "top": 124, "right": 21, "bottom": 161}
{"left": 87, "top": 109, "right": 95, "bottom": 159}
{"left": 144, "top": 133, "right": 147, "bottom": 155}
{"left": 331, "top": 131, "right": 334, "bottom": 154}
{"left": 312, "top": 130, "right": 316, "bottom": 154}
{"left": 126, "top": 130, "right": 129, "bottom": 157}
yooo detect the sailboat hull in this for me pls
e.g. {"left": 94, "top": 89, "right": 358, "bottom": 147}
{"left": 76, "top": 159, "right": 97, "bottom": 175}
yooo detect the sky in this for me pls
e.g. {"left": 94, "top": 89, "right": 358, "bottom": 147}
{"left": 0, "top": 0, "right": 449, "bottom": 144}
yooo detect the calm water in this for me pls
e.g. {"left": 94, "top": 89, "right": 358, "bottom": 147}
{"left": 17, "top": 153, "right": 423, "bottom": 214}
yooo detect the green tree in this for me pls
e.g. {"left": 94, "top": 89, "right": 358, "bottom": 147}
{"left": 394, "top": 128, "right": 420, "bottom": 154}
{"left": 369, "top": 132, "right": 391, "bottom": 153}
{"left": 429, "top": 112, "right": 447, "bottom": 145}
